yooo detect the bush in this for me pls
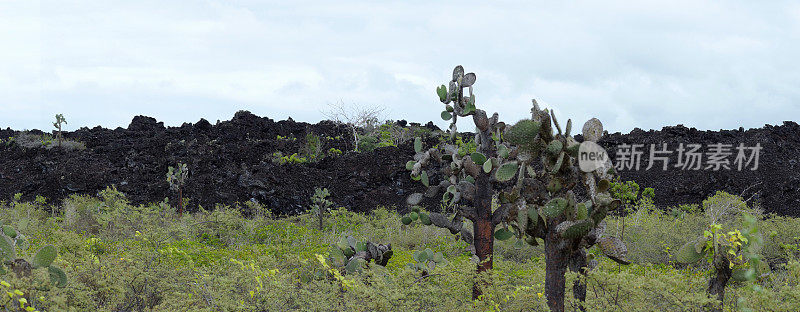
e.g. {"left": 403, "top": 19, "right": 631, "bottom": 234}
{"left": 1, "top": 194, "right": 800, "bottom": 311}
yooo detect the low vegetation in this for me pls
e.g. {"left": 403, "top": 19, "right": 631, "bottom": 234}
{"left": 0, "top": 187, "right": 799, "bottom": 311}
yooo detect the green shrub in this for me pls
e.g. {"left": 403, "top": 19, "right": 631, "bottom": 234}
{"left": 357, "top": 135, "right": 379, "bottom": 152}
{"left": 1, "top": 193, "right": 800, "bottom": 311}
{"left": 271, "top": 151, "right": 308, "bottom": 165}
{"left": 303, "top": 132, "right": 323, "bottom": 161}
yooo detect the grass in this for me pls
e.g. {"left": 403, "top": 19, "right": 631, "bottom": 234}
{"left": 1, "top": 189, "right": 800, "bottom": 311}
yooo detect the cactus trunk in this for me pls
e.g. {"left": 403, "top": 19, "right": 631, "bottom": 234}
{"left": 568, "top": 249, "right": 588, "bottom": 312}
{"left": 318, "top": 210, "right": 323, "bottom": 230}
{"left": 471, "top": 173, "right": 495, "bottom": 300}
{"left": 706, "top": 253, "right": 732, "bottom": 312}
{"left": 177, "top": 187, "right": 184, "bottom": 215}
{"left": 545, "top": 225, "right": 568, "bottom": 312}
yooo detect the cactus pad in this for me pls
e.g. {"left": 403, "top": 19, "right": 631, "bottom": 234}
{"left": 505, "top": 119, "right": 541, "bottom": 147}
{"left": 546, "top": 140, "right": 563, "bottom": 156}
{"left": 598, "top": 236, "right": 630, "bottom": 265}
{"left": 494, "top": 228, "right": 514, "bottom": 241}
{"left": 436, "top": 85, "right": 448, "bottom": 102}
{"left": 33, "top": 245, "right": 58, "bottom": 268}
{"left": 517, "top": 206, "right": 529, "bottom": 231}
{"left": 48, "top": 266, "right": 68, "bottom": 288}
{"left": 562, "top": 220, "right": 593, "bottom": 239}
{"left": 419, "top": 213, "right": 432, "bottom": 225}
{"left": 576, "top": 203, "right": 588, "bottom": 220}
{"left": 345, "top": 258, "right": 365, "bottom": 274}
{"left": 676, "top": 239, "right": 707, "bottom": 264}
{"left": 2, "top": 225, "right": 16, "bottom": 238}
{"left": 483, "top": 159, "right": 493, "bottom": 173}
{"left": 582, "top": 118, "right": 603, "bottom": 142}
{"left": 495, "top": 161, "right": 519, "bottom": 182}
{"left": 0, "top": 235, "right": 15, "bottom": 262}
{"left": 550, "top": 152, "right": 564, "bottom": 174}
{"left": 555, "top": 221, "right": 575, "bottom": 236}
{"left": 542, "top": 197, "right": 568, "bottom": 218}
{"left": 470, "top": 152, "right": 487, "bottom": 165}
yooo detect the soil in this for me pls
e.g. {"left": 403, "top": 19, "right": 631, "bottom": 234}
{"left": 1, "top": 112, "right": 798, "bottom": 216}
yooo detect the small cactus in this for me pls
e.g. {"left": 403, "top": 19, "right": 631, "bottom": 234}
{"left": 407, "top": 248, "right": 448, "bottom": 276}
{"left": 328, "top": 235, "right": 392, "bottom": 275}
{"left": 0, "top": 223, "right": 66, "bottom": 288}
{"left": 166, "top": 162, "right": 189, "bottom": 215}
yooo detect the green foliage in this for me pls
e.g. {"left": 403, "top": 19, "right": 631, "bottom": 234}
{"left": 302, "top": 132, "right": 324, "bottom": 161}
{"left": 0, "top": 221, "right": 67, "bottom": 289}
{"left": 271, "top": 151, "right": 308, "bottom": 165}
{"left": 609, "top": 178, "right": 655, "bottom": 213}
{"left": 376, "top": 122, "right": 409, "bottom": 148}
{"left": 454, "top": 135, "right": 477, "bottom": 157}
{"left": 703, "top": 190, "right": 761, "bottom": 224}
{"left": 13, "top": 132, "right": 85, "bottom": 151}
{"left": 275, "top": 134, "right": 296, "bottom": 141}
{"left": 326, "top": 147, "right": 343, "bottom": 157}
{"left": 357, "top": 134, "right": 380, "bottom": 152}
{"left": 1, "top": 196, "right": 800, "bottom": 310}
{"left": 0, "top": 136, "right": 15, "bottom": 147}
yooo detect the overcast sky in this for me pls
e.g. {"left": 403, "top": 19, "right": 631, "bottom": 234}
{"left": 2, "top": 1, "right": 799, "bottom": 133}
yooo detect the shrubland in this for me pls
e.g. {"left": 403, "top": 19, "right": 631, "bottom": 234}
{"left": 0, "top": 187, "right": 799, "bottom": 311}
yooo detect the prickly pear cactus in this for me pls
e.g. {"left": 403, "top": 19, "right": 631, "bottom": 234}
{"left": 407, "top": 248, "right": 448, "bottom": 276}
{"left": 328, "top": 235, "right": 393, "bottom": 274}
{"left": 403, "top": 65, "right": 628, "bottom": 309}
{"left": 0, "top": 221, "right": 67, "bottom": 287}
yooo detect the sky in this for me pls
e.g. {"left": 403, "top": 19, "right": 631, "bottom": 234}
{"left": 2, "top": 0, "right": 799, "bottom": 134}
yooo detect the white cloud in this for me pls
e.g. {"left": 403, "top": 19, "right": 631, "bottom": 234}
{"left": 1, "top": 0, "right": 799, "bottom": 133}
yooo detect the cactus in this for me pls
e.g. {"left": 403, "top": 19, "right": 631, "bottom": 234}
{"left": 53, "top": 113, "right": 67, "bottom": 148}
{"left": 0, "top": 235, "right": 14, "bottom": 262}
{"left": 404, "top": 65, "right": 626, "bottom": 310}
{"left": 0, "top": 223, "right": 67, "bottom": 288}
{"left": 407, "top": 248, "right": 448, "bottom": 276}
{"left": 310, "top": 188, "right": 334, "bottom": 230}
{"left": 48, "top": 266, "right": 67, "bottom": 287}
{"left": 166, "top": 162, "right": 189, "bottom": 215}
{"left": 32, "top": 245, "right": 57, "bottom": 268}
{"left": 2, "top": 225, "right": 16, "bottom": 239}
{"left": 674, "top": 207, "right": 765, "bottom": 312}
{"left": 327, "top": 235, "right": 393, "bottom": 275}
{"left": 675, "top": 238, "right": 707, "bottom": 264}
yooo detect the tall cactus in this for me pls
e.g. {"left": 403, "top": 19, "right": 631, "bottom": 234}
{"left": 404, "top": 65, "right": 627, "bottom": 311}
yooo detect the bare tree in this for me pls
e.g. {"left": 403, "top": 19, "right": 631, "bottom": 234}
{"left": 322, "top": 100, "right": 385, "bottom": 152}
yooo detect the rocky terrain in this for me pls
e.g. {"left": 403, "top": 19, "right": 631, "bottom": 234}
{"left": 1, "top": 112, "right": 798, "bottom": 216}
